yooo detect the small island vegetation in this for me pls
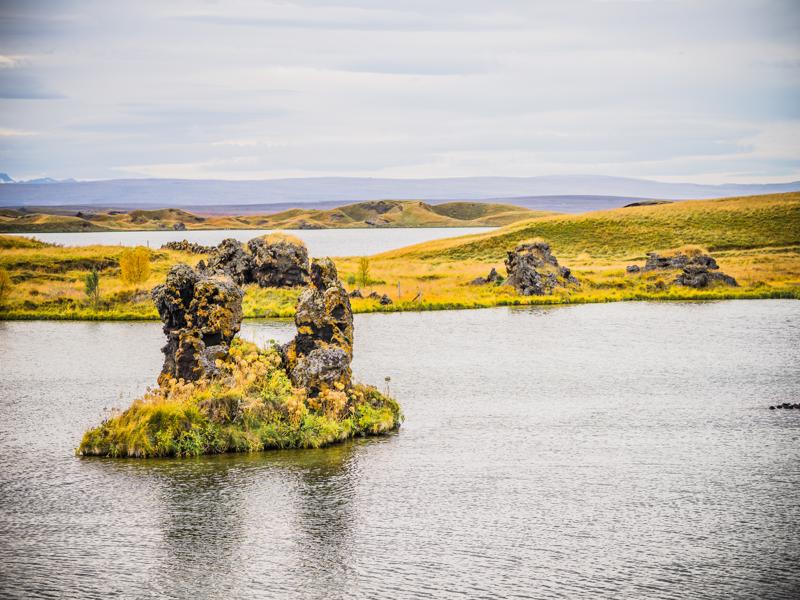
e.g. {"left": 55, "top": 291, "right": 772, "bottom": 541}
{"left": 79, "top": 256, "right": 402, "bottom": 458}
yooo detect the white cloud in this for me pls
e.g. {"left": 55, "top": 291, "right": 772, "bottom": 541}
{"left": 0, "top": 0, "right": 798, "bottom": 182}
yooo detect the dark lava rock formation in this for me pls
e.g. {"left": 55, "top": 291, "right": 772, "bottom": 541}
{"left": 675, "top": 265, "right": 738, "bottom": 288}
{"left": 470, "top": 267, "right": 502, "bottom": 286}
{"left": 205, "top": 238, "right": 253, "bottom": 285}
{"left": 161, "top": 240, "right": 215, "bottom": 254}
{"left": 282, "top": 258, "right": 354, "bottom": 396}
{"left": 152, "top": 264, "right": 244, "bottom": 384}
{"left": 636, "top": 251, "right": 738, "bottom": 288}
{"left": 178, "top": 236, "right": 311, "bottom": 288}
{"left": 248, "top": 237, "right": 309, "bottom": 287}
{"left": 643, "top": 251, "right": 719, "bottom": 271}
{"left": 505, "top": 242, "right": 578, "bottom": 296}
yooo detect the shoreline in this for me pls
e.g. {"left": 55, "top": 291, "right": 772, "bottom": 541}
{"left": 2, "top": 289, "right": 796, "bottom": 322}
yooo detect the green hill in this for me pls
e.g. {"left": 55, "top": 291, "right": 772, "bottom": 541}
{"left": 384, "top": 192, "right": 800, "bottom": 261}
{"left": 0, "top": 200, "right": 550, "bottom": 233}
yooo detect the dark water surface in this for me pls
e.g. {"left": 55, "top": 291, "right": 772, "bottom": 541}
{"left": 1, "top": 301, "right": 799, "bottom": 599}
{"left": 11, "top": 227, "right": 493, "bottom": 256}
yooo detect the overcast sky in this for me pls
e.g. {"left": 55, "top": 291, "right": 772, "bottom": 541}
{"left": 0, "top": 0, "right": 798, "bottom": 182}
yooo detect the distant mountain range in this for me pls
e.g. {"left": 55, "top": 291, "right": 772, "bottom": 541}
{"left": 0, "top": 172, "right": 76, "bottom": 185}
{"left": 0, "top": 174, "right": 798, "bottom": 212}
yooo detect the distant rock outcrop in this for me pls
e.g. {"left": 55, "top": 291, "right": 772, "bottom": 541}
{"left": 643, "top": 251, "right": 718, "bottom": 271}
{"left": 634, "top": 250, "right": 738, "bottom": 288}
{"left": 505, "top": 242, "right": 578, "bottom": 296}
{"left": 248, "top": 237, "right": 309, "bottom": 287}
{"left": 675, "top": 265, "right": 738, "bottom": 288}
{"left": 161, "top": 240, "right": 215, "bottom": 254}
{"left": 282, "top": 258, "right": 354, "bottom": 396}
{"left": 470, "top": 267, "right": 502, "bottom": 286}
{"left": 152, "top": 264, "right": 244, "bottom": 384}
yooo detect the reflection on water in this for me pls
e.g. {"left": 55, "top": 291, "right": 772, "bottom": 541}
{"left": 1, "top": 301, "right": 799, "bottom": 599}
{"left": 80, "top": 442, "right": 368, "bottom": 598}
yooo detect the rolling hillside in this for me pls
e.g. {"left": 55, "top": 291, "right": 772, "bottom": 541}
{"left": 0, "top": 200, "right": 551, "bottom": 233}
{"left": 382, "top": 192, "right": 800, "bottom": 261}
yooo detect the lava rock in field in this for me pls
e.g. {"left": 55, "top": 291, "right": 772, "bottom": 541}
{"left": 172, "top": 222, "right": 186, "bottom": 231}
{"left": 634, "top": 251, "right": 738, "bottom": 289}
{"left": 204, "top": 238, "right": 253, "bottom": 285}
{"left": 470, "top": 267, "right": 502, "bottom": 286}
{"left": 643, "top": 251, "right": 719, "bottom": 271}
{"left": 626, "top": 265, "right": 641, "bottom": 274}
{"left": 675, "top": 265, "right": 738, "bottom": 288}
{"left": 379, "top": 294, "right": 393, "bottom": 305}
{"left": 152, "top": 264, "right": 243, "bottom": 384}
{"left": 161, "top": 240, "right": 215, "bottom": 254}
{"left": 349, "top": 289, "right": 363, "bottom": 298}
{"left": 504, "top": 242, "right": 578, "bottom": 296}
{"left": 248, "top": 237, "right": 309, "bottom": 287}
{"left": 282, "top": 258, "right": 354, "bottom": 396}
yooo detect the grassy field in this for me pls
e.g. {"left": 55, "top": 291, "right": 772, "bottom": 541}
{"left": 1, "top": 192, "right": 798, "bottom": 320}
{"left": 0, "top": 200, "right": 550, "bottom": 232}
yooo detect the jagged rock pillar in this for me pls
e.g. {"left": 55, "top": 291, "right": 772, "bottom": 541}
{"left": 282, "top": 258, "right": 353, "bottom": 396}
{"left": 151, "top": 264, "right": 243, "bottom": 385}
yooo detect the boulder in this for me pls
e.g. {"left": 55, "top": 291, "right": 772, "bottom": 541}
{"left": 637, "top": 251, "right": 736, "bottom": 288}
{"left": 282, "top": 258, "right": 353, "bottom": 396}
{"left": 643, "top": 251, "right": 719, "bottom": 272}
{"left": 504, "top": 242, "right": 578, "bottom": 296}
{"left": 248, "top": 237, "right": 309, "bottom": 287}
{"left": 675, "top": 265, "right": 738, "bottom": 288}
{"left": 379, "top": 294, "right": 393, "bottom": 305}
{"left": 172, "top": 222, "right": 186, "bottom": 231}
{"left": 470, "top": 267, "right": 502, "bottom": 286}
{"left": 626, "top": 264, "right": 640, "bottom": 274}
{"left": 152, "top": 264, "right": 243, "bottom": 384}
{"left": 204, "top": 238, "right": 253, "bottom": 285}
{"left": 368, "top": 291, "right": 381, "bottom": 299}
{"left": 349, "top": 289, "right": 363, "bottom": 298}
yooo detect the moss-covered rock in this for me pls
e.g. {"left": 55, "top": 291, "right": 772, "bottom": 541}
{"left": 80, "top": 256, "right": 401, "bottom": 458}
{"left": 282, "top": 258, "right": 354, "bottom": 396}
{"left": 78, "top": 340, "right": 401, "bottom": 458}
{"left": 152, "top": 264, "right": 243, "bottom": 384}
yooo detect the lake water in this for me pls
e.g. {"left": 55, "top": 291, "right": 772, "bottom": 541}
{"left": 1, "top": 301, "right": 799, "bottom": 599}
{"left": 11, "top": 227, "right": 493, "bottom": 256}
